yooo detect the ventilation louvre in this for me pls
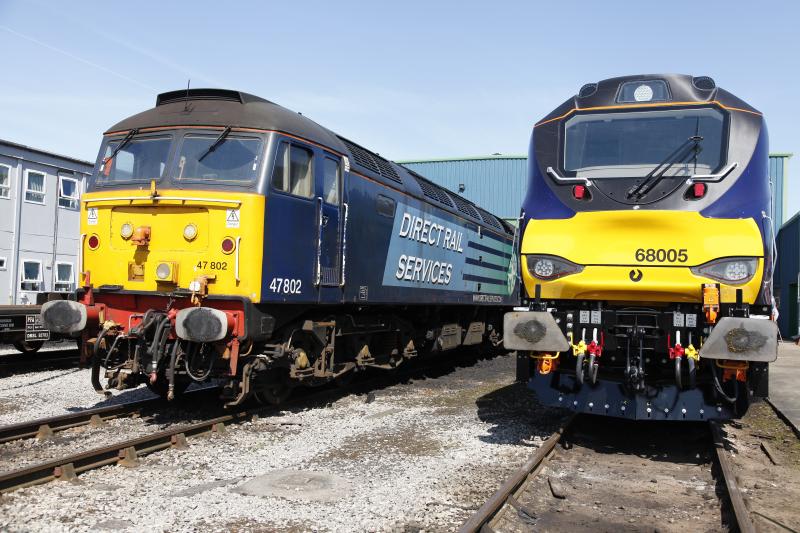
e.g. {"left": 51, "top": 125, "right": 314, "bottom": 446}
{"left": 476, "top": 207, "right": 503, "bottom": 230}
{"left": 449, "top": 194, "right": 480, "bottom": 220}
{"left": 409, "top": 172, "right": 454, "bottom": 208}
{"left": 156, "top": 89, "right": 243, "bottom": 106}
{"left": 338, "top": 137, "right": 402, "bottom": 184}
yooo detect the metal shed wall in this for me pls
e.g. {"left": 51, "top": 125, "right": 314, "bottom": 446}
{"left": 775, "top": 213, "right": 800, "bottom": 339}
{"left": 401, "top": 154, "right": 791, "bottom": 224}
{"left": 399, "top": 156, "right": 527, "bottom": 220}
{"left": 770, "top": 153, "right": 792, "bottom": 227}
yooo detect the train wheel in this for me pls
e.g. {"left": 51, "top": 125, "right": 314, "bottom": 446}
{"left": 13, "top": 340, "right": 44, "bottom": 354}
{"left": 588, "top": 355, "right": 599, "bottom": 384}
{"left": 253, "top": 370, "right": 293, "bottom": 405}
{"left": 254, "top": 383, "right": 292, "bottom": 405}
{"left": 575, "top": 354, "right": 585, "bottom": 385}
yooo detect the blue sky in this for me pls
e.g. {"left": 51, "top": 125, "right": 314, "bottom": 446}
{"left": 1, "top": 0, "right": 797, "bottom": 220}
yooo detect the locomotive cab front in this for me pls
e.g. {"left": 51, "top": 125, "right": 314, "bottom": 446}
{"left": 506, "top": 75, "right": 778, "bottom": 420}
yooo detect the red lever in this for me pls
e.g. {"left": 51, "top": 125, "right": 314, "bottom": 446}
{"left": 573, "top": 185, "right": 586, "bottom": 199}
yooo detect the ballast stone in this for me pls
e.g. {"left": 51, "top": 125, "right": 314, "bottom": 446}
{"left": 232, "top": 469, "right": 353, "bottom": 502}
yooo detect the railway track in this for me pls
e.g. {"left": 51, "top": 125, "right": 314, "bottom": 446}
{"left": 460, "top": 416, "right": 756, "bottom": 533}
{"left": 0, "top": 348, "right": 80, "bottom": 376}
{"left": 0, "top": 387, "right": 219, "bottom": 445}
{"left": 0, "top": 347, "right": 501, "bottom": 494}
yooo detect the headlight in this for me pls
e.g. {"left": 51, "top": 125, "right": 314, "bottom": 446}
{"left": 120, "top": 223, "right": 133, "bottom": 239}
{"left": 183, "top": 224, "right": 198, "bottom": 241}
{"left": 156, "top": 262, "right": 173, "bottom": 281}
{"left": 526, "top": 255, "right": 584, "bottom": 281}
{"left": 690, "top": 257, "right": 757, "bottom": 285}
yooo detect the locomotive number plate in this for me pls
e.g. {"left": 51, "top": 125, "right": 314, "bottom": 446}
{"left": 195, "top": 261, "right": 228, "bottom": 271}
{"left": 634, "top": 248, "right": 688, "bottom": 263}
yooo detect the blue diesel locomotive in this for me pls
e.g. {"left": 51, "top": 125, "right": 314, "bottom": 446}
{"left": 42, "top": 89, "right": 518, "bottom": 405}
{"left": 505, "top": 74, "right": 778, "bottom": 420}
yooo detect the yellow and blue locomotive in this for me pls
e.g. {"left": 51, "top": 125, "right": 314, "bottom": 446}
{"left": 41, "top": 89, "right": 517, "bottom": 404}
{"left": 505, "top": 74, "right": 778, "bottom": 420}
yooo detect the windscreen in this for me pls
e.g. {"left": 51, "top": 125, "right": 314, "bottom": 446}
{"left": 98, "top": 136, "right": 172, "bottom": 183}
{"left": 563, "top": 108, "right": 725, "bottom": 178}
{"left": 175, "top": 134, "right": 262, "bottom": 182}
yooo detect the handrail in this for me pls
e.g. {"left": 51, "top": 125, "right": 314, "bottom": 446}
{"left": 546, "top": 166, "right": 592, "bottom": 185}
{"left": 83, "top": 196, "right": 242, "bottom": 206}
{"left": 340, "top": 202, "right": 349, "bottom": 287}
{"left": 234, "top": 236, "right": 241, "bottom": 283}
{"left": 690, "top": 162, "right": 738, "bottom": 183}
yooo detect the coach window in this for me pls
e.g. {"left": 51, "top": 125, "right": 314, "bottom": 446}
{"left": 59, "top": 176, "right": 80, "bottom": 209}
{"left": 323, "top": 157, "right": 340, "bottom": 204}
{"left": 271, "top": 142, "right": 314, "bottom": 198}
{"left": 20, "top": 260, "right": 43, "bottom": 292}
{"left": 55, "top": 262, "right": 74, "bottom": 292}
{"left": 0, "top": 258, "right": 6, "bottom": 270}
{"left": 0, "top": 164, "right": 11, "bottom": 199}
{"left": 24, "top": 170, "right": 46, "bottom": 204}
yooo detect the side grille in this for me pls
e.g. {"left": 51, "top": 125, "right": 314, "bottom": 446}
{"left": 410, "top": 173, "right": 455, "bottom": 208}
{"left": 338, "top": 137, "right": 402, "bottom": 184}
{"left": 449, "top": 194, "right": 480, "bottom": 220}
{"left": 476, "top": 208, "right": 503, "bottom": 230}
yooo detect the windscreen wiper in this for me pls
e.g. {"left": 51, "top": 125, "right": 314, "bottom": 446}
{"left": 626, "top": 135, "right": 703, "bottom": 200}
{"left": 103, "top": 128, "right": 139, "bottom": 166}
{"left": 197, "top": 126, "right": 232, "bottom": 162}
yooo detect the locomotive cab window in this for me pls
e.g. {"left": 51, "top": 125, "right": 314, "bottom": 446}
{"left": 175, "top": 133, "right": 262, "bottom": 183}
{"left": 272, "top": 142, "right": 314, "bottom": 198}
{"left": 323, "top": 156, "right": 340, "bottom": 205}
{"left": 563, "top": 108, "right": 726, "bottom": 179}
{"left": 97, "top": 135, "right": 171, "bottom": 184}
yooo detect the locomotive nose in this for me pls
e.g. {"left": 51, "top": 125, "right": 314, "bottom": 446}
{"left": 41, "top": 300, "right": 88, "bottom": 334}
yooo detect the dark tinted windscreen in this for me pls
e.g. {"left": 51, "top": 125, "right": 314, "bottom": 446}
{"left": 176, "top": 135, "right": 262, "bottom": 182}
{"left": 97, "top": 136, "right": 172, "bottom": 183}
{"left": 564, "top": 108, "right": 725, "bottom": 178}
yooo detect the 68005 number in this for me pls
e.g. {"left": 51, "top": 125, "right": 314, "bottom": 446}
{"left": 635, "top": 248, "right": 688, "bottom": 263}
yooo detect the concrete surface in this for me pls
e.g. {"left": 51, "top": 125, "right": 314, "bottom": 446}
{"left": 232, "top": 469, "right": 353, "bottom": 502}
{"left": 769, "top": 342, "right": 800, "bottom": 430}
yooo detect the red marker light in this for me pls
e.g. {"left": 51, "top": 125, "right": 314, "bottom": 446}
{"left": 692, "top": 183, "right": 707, "bottom": 198}
{"left": 221, "top": 237, "right": 236, "bottom": 254}
{"left": 573, "top": 185, "right": 586, "bottom": 200}
{"left": 87, "top": 235, "right": 100, "bottom": 250}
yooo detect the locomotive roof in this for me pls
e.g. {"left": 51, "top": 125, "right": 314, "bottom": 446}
{"left": 536, "top": 73, "right": 761, "bottom": 126}
{"left": 106, "top": 89, "right": 349, "bottom": 154}
{"left": 106, "top": 89, "right": 511, "bottom": 235}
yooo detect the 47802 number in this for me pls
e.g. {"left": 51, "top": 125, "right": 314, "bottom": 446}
{"left": 635, "top": 248, "right": 688, "bottom": 263}
{"left": 269, "top": 277, "right": 302, "bottom": 294}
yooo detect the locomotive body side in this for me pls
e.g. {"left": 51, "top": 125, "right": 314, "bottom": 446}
{"left": 42, "top": 90, "right": 516, "bottom": 404}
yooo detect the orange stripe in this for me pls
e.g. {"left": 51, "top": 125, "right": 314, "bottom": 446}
{"left": 534, "top": 100, "right": 761, "bottom": 127}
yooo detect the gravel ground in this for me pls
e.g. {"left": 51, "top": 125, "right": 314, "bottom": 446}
{"left": 0, "top": 352, "right": 568, "bottom": 532}
{"left": 491, "top": 416, "right": 724, "bottom": 532}
{"left": 0, "top": 366, "right": 157, "bottom": 426}
{"left": 723, "top": 401, "right": 800, "bottom": 531}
